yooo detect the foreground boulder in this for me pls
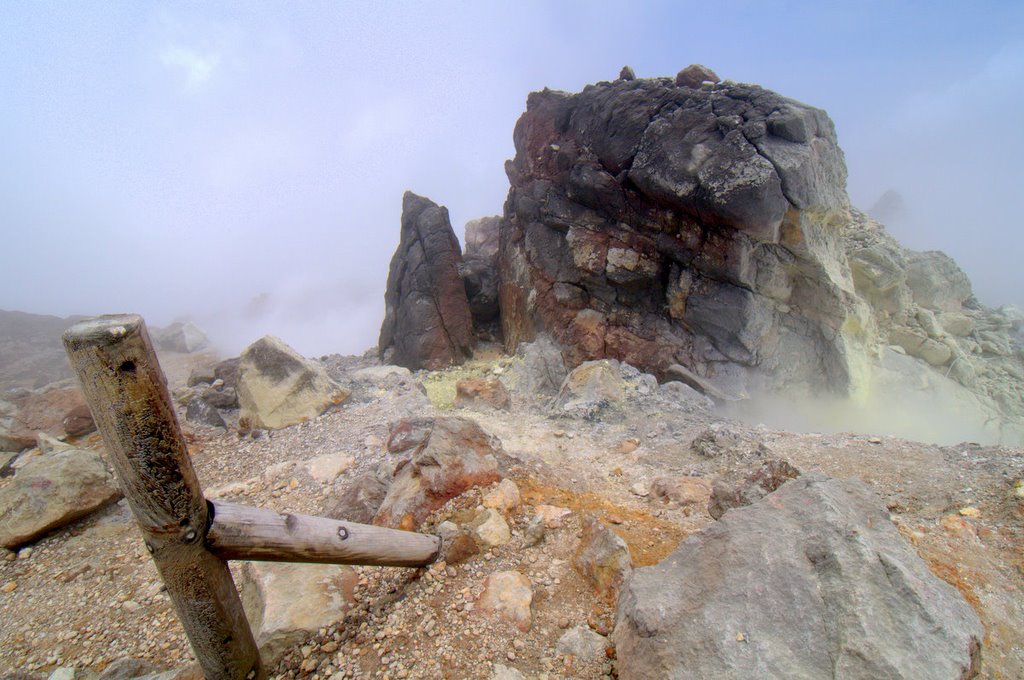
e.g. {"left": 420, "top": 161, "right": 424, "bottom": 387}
{"left": 0, "top": 449, "right": 121, "bottom": 548}
{"left": 614, "top": 474, "right": 983, "bottom": 679}
{"left": 236, "top": 336, "right": 349, "bottom": 430}
{"left": 374, "top": 417, "right": 503, "bottom": 529}
{"left": 379, "top": 192, "right": 475, "bottom": 370}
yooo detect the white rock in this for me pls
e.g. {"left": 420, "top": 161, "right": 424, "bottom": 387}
{"left": 305, "top": 453, "right": 355, "bottom": 483}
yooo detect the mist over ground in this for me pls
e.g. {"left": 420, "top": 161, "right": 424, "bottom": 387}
{"left": 2, "top": 1, "right": 1022, "bottom": 360}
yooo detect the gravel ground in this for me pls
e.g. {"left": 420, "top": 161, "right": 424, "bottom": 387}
{"left": 1, "top": 350, "right": 1022, "bottom": 679}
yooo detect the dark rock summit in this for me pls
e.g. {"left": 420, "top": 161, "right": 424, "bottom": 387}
{"left": 379, "top": 192, "right": 475, "bottom": 370}
{"left": 499, "top": 71, "right": 858, "bottom": 396}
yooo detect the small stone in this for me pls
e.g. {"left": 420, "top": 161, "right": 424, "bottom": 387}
{"left": 483, "top": 479, "right": 522, "bottom": 515}
{"left": 736, "top": 632, "right": 746, "bottom": 642}
{"left": 469, "top": 508, "right": 512, "bottom": 548}
{"left": 524, "top": 516, "right": 546, "bottom": 548}
{"left": 617, "top": 438, "right": 640, "bottom": 454}
{"left": 629, "top": 482, "right": 649, "bottom": 497}
{"left": 556, "top": 625, "right": 608, "bottom": 661}
{"left": 535, "top": 505, "right": 572, "bottom": 528}
{"left": 121, "top": 600, "right": 141, "bottom": 612}
{"left": 958, "top": 507, "right": 980, "bottom": 518}
{"left": 490, "top": 664, "right": 525, "bottom": 680}
{"left": 476, "top": 571, "right": 533, "bottom": 632}
{"left": 1, "top": 581, "right": 16, "bottom": 593}
{"left": 16, "top": 547, "right": 32, "bottom": 560}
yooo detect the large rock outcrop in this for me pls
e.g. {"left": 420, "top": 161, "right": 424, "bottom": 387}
{"left": 614, "top": 473, "right": 983, "bottom": 679}
{"left": 844, "top": 209, "right": 1024, "bottom": 441}
{"left": 237, "top": 336, "right": 350, "bottom": 430}
{"left": 379, "top": 192, "right": 475, "bottom": 370}
{"left": 500, "top": 71, "right": 866, "bottom": 396}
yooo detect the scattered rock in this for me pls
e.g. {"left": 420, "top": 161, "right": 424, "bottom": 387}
{"left": 351, "top": 365, "right": 412, "bottom": 385}
{"left": 889, "top": 326, "right": 953, "bottom": 367}
{"left": 61, "top": 404, "right": 95, "bottom": 437}
{"left": 213, "top": 358, "right": 240, "bottom": 390}
{"left": 441, "top": 531, "right": 480, "bottom": 565}
{"left": 10, "top": 387, "right": 87, "bottom": 438}
{"left": 664, "top": 364, "right": 740, "bottom": 403}
{"left": 184, "top": 398, "right": 225, "bottom": 429}
{"left": 476, "top": 571, "right": 533, "bottom": 632}
{"left": 482, "top": 479, "right": 521, "bottom": 515}
{"left": 675, "top": 63, "right": 720, "bottom": 88}
{"left": 905, "top": 251, "right": 973, "bottom": 312}
{"left": 151, "top": 321, "right": 209, "bottom": 353}
{"left": 614, "top": 474, "right": 983, "bottom": 679}
{"left": 323, "top": 468, "right": 391, "bottom": 524}
{"left": 374, "top": 417, "right": 503, "bottom": 529}
{"left": 198, "top": 386, "right": 237, "bottom": 410}
{"left": 554, "top": 360, "right": 625, "bottom": 416}
{"left": 454, "top": 378, "right": 511, "bottom": 411}
{"left": 523, "top": 515, "right": 545, "bottom": 547}
{"left": 97, "top": 658, "right": 165, "bottom": 680}
{"left": 556, "top": 625, "right": 608, "bottom": 661}
{"left": 0, "top": 449, "right": 121, "bottom": 548}
{"left": 573, "top": 514, "right": 632, "bottom": 602}
{"left": 689, "top": 424, "right": 767, "bottom": 461}
{"left": 304, "top": 453, "right": 355, "bottom": 484}
{"left": 708, "top": 458, "right": 801, "bottom": 520}
{"left": 186, "top": 365, "right": 216, "bottom": 387}
{"left": 488, "top": 664, "right": 524, "bottom": 680}
{"left": 650, "top": 476, "right": 712, "bottom": 511}
{"left": 467, "top": 508, "right": 511, "bottom": 548}
{"left": 0, "top": 428, "right": 35, "bottom": 453}
{"left": 36, "top": 432, "right": 74, "bottom": 455}
{"left": 505, "top": 336, "right": 567, "bottom": 403}
{"left": 535, "top": 505, "right": 572, "bottom": 529}
{"left": 379, "top": 192, "right": 475, "bottom": 370}
{"left": 236, "top": 336, "right": 350, "bottom": 431}
{"left": 239, "top": 561, "right": 357, "bottom": 667}
{"left": 616, "top": 438, "right": 640, "bottom": 454}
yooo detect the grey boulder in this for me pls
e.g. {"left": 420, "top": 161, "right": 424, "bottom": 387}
{"left": 615, "top": 474, "right": 982, "bottom": 680}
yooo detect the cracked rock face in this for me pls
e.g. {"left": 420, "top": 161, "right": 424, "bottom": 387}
{"left": 379, "top": 192, "right": 475, "bottom": 370}
{"left": 614, "top": 474, "right": 983, "bottom": 680}
{"left": 499, "top": 74, "right": 865, "bottom": 395}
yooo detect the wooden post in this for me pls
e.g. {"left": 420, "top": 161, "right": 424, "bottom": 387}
{"left": 64, "top": 315, "right": 263, "bottom": 680}
{"left": 207, "top": 501, "right": 440, "bottom": 566}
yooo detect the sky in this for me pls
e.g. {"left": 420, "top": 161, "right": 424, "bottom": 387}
{"left": 2, "top": 1, "right": 1023, "bottom": 357}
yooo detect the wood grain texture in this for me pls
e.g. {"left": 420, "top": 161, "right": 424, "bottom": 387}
{"left": 64, "top": 314, "right": 263, "bottom": 680}
{"left": 207, "top": 501, "right": 441, "bottom": 567}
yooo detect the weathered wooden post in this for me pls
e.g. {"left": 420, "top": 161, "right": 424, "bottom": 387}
{"left": 63, "top": 314, "right": 440, "bottom": 680}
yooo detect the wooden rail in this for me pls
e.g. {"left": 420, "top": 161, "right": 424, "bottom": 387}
{"left": 63, "top": 314, "right": 440, "bottom": 680}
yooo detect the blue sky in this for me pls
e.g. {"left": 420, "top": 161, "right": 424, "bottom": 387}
{"left": 1, "top": 1, "right": 1022, "bottom": 355}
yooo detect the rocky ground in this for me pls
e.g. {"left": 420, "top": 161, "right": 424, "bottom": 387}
{"left": 1, "top": 343, "right": 1022, "bottom": 680}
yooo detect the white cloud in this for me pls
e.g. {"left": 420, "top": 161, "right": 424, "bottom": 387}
{"left": 159, "top": 44, "right": 220, "bottom": 91}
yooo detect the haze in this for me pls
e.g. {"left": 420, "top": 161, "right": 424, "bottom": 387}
{"left": 2, "top": 1, "right": 1022, "bottom": 358}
